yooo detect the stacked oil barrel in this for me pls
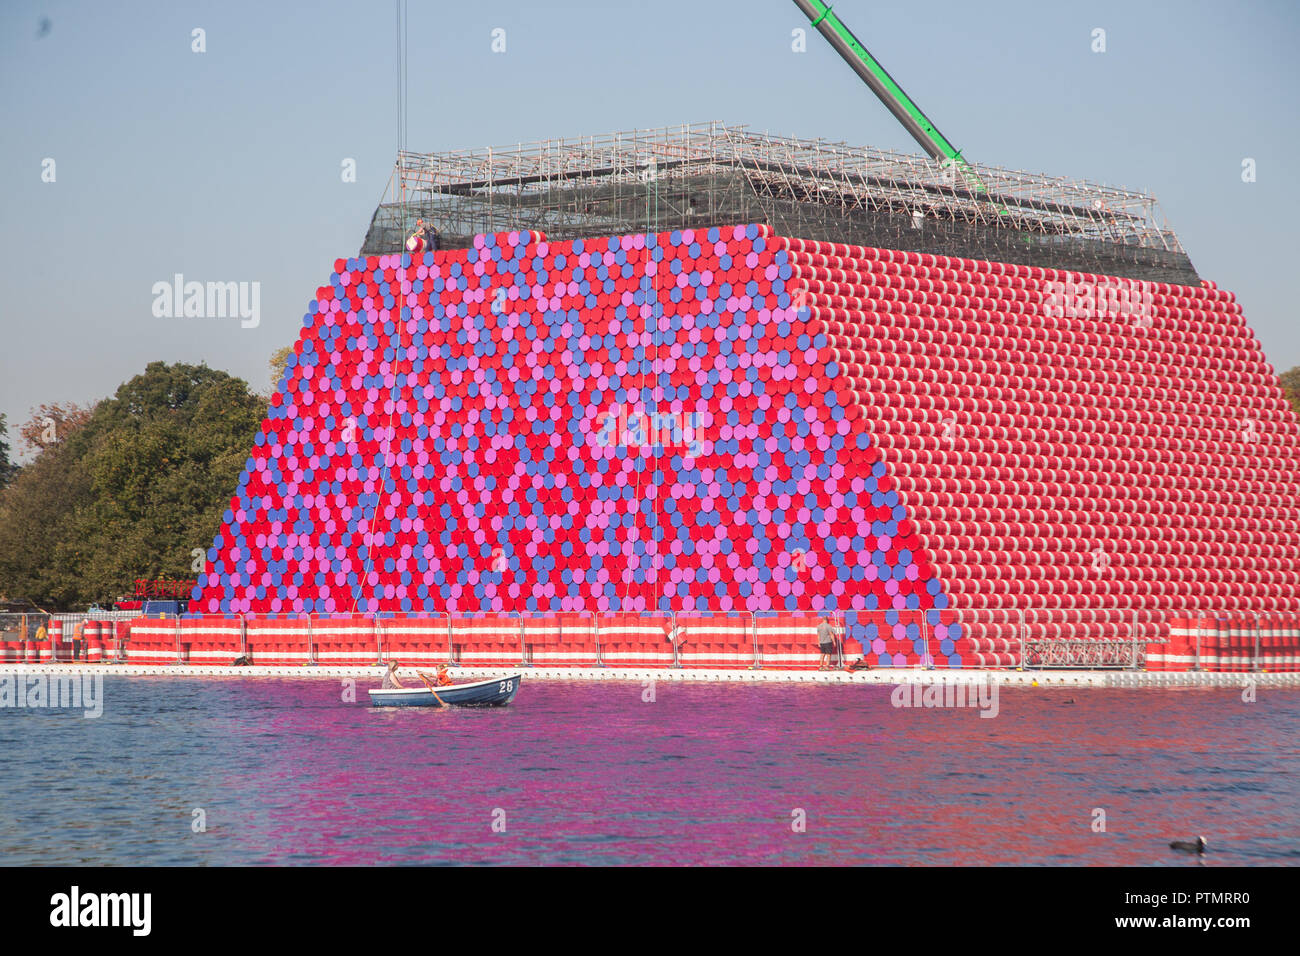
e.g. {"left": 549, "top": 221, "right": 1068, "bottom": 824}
{"left": 790, "top": 237, "right": 1300, "bottom": 666}
{"left": 193, "top": 223, "right": 1300, "bottom": 669}
{"left": 1145, "top": 617, "right": 1300, "bottom": 672}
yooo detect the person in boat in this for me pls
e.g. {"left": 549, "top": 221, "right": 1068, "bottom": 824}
{"left": 381, "top": 660, "right": 404, "bottom": 689}
{"left": 414, "top": 664, "right": 454, "bottom": 692}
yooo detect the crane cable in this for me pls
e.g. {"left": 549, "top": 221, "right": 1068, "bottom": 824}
{"left": 619, "top": 151, "right": 662, "bottom": 614}
{"left": 351, "top": 0, "right": 411, "bottom": 616}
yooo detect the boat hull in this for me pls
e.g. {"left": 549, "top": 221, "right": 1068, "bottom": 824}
{"left": 368, "top": 674, "right": 522, "bottom": 707}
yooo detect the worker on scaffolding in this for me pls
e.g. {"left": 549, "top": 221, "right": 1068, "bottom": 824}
{"left": 406, "top": 218, "right": 440, "bottom": 254}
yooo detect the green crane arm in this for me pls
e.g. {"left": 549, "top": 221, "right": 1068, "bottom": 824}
{"left": 793, "top": 0, "right": 988, "bottom": 196}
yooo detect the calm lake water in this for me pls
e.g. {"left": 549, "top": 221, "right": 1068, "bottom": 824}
{"left": 1, "top": 676, "right": 1297, "bottom": 865}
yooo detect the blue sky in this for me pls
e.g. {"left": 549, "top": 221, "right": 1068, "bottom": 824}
{"left": 2, "top": 0, "right": 1297, "bottom": 457}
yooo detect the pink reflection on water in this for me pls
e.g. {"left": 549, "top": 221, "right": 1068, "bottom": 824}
{"left": 203, "top": 679, "right": 1300, "bottom": 866}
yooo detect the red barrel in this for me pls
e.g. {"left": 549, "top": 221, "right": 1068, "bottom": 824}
{"left": 1217, "top": 625, "right": 1232, "bottom": 673}
{"left": 1226, "top": 617, "right": 1252, "bottom": 672}
{"left": 85, "top": 621, "right": 103, "bottom": 663}
{"left": 1258, "top": 619, "right": 1280, "bottom": 672}
{"left": 1284, "top": 616, "right": 1300, "bottom": 674}
{"left": 1201, "top": 620, "right": 1220, "bottom": 673}
{"left": 1193, "top": 616, "right": 1217, "bottom": 672}
{"left": 106, "top": 621, "right": 128, "bottom": 662}
{"left": 1166, "top": 617, "right": 1192, "bottom": 673}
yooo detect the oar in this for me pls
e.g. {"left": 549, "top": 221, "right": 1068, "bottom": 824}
{"left": 416, "top": 671, "right": 447, "bottom": 706}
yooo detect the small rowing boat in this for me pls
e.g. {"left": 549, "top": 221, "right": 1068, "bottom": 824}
{"left": 368, "top": 673, "right": 522, "bottom": 708}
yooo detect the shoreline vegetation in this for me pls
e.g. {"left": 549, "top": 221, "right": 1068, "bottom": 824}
{"left": 0, "top": 362, "right": 266, "bottom": 611}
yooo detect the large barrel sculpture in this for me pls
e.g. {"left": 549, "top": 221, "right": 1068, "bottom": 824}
{"left": 189, "top": 225, "right": 1300, "bottom": 669}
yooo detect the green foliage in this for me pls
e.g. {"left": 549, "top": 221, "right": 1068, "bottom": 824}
{"left": 0, "top": 362, "right": 265, "bottom": 609}
{"left": 1278, "top": 365, "right": 1300, "bottom": 418}
{"left": 0, "top": 414, "right": 17, "bottom": 490}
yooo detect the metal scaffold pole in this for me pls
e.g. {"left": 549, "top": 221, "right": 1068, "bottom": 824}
{"left": 363, "top": 123, "right": 1196, "bottom": 285}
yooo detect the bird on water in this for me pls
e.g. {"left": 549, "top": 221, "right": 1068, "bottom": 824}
{"left": 1169, "top": 836, "right": 1207, "bottom": 854}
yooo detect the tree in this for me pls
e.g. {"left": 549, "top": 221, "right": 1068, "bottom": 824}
{"left": 1278, "top": 365, "right": 1300, "bottom": 418}
{"left": 0, "top": 362, "right": 265, "bottom": 609}
{"left": 20, "top": 402, "right": 93, "bottom": 453}
{"left": 0, "top": 429, "right": 90, "bottom": 607}
{"left": 269, "top": 344, "right": 294, "bottom": 394}
{"left": 0, "top": 414, "right": 18, "bottom": 490}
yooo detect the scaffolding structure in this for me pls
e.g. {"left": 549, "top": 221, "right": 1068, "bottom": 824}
{"left": 361, "top": 122, "right": 1198, "bottom": 284}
